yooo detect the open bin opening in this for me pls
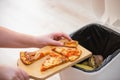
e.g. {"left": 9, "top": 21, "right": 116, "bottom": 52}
{"left": 71, "top": 23, "right": 120, "bottom": 72}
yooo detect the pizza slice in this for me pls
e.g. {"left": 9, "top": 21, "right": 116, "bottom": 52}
{"left": 20, "top": 50, "right": 50, "bottom": 65}
{"left": 41, "top": 51, "right": 68, "bottom": 72}
{"left": 59, "top": 39, "right": 78, "bottom": 48}
{"left": 52, "top": 47, "right": 82, "bottom": 61}
{"left": 20, "top": 51, "right": 36, "bottom": 65}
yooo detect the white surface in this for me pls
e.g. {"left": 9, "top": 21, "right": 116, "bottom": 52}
{"left": 0, "top": 0, "right": 119, "bottom": 80}
{"left": 0, "top": 0, "right": 96, "bottom": 35}
{"left": 92, "top": 0, "right": 120, "bottom": 26}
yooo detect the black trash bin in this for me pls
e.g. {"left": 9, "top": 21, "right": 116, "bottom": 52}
{"left": 60, "top": 23, "right": 120, "bottom": 80}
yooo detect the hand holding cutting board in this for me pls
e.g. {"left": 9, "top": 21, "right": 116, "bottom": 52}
{"left": 18, "top": 39, "right": 92, "bottom": 80}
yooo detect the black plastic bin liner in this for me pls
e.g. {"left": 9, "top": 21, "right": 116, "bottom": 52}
{"left": 71, "top": 23, "right": 120, "bottom": 71}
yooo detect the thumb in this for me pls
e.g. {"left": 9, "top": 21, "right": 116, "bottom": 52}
{"left": 49, "top": 40, "right": 63, "bottom": 46}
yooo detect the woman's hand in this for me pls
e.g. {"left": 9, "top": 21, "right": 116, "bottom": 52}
{"left": 0, "top": 27, "right": 71, "bottom": 48}
{"left": 0, "top": 66, "right": 29, "bottom": 80}
{"left": 36, "top": 32, "right": 71, "bottom": 48}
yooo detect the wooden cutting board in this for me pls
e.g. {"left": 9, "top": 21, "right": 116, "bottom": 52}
{"left": 17, "top": 45, "right": 92, "bottom": 80}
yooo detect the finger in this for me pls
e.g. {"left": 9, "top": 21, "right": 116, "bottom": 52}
{"left": 14, "top": 77, "right": 21, "bottom": 80}
{"left": 62, "top": 33, "right": 72, "bottom": 40}
{"left": 54, "top": 36, "right": 62, "bottom": 40}
{"left": 12, "top": 75, "right": 21, "bottom": 80}
{"left": 20, "top": 69, "right": 29, "bottom": 80}
{"left": 56, "top": 32, "right": 72, "bottom": 40}
{"left": 49, "top": 39, "right": 63, "bottom": 46}
{"left": 16, "top": 69, "right": 24, "bottom": 80}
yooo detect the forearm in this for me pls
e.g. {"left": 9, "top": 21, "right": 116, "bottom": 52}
{"left": 0, "top": 26, "right": 71, "bottom": 48}
{"left": 0, "top": 27, "right": 39, "bottom": 48}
